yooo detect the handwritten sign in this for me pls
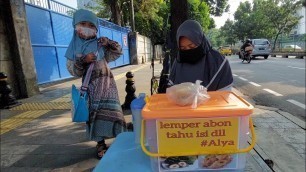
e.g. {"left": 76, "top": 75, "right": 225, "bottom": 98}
{"left": 157, "top": 117, "right": 239, "bottom": 154}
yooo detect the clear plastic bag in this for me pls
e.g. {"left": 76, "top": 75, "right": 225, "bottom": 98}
{"left": 166, "top": 80, "right": 210, "bottom": 108}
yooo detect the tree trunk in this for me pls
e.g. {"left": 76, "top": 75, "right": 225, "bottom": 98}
{"left": 110, "top": 0, "right": 121, "bottom": 26}
{"left": 169, "top": 0, "right": 188, "bottom": 64}
{"left": 273, "top": 32, "right": 281, "bottom": 51}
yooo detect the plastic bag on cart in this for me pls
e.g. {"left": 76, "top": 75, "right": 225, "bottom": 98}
{"left": 166, "top": 80, "right": 210, "bottom": 108}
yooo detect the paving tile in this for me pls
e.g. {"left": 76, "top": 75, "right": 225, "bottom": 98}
{"left": 268, "top": 122, "right": 301, "bottom": 129}
{"left": 1, "top": 145, "right": 40, "bottom": 155}
{"left": 253, "top": 117, "right": 278, "bottom": 123}
{"left": 274, "top": 129, "right": 305, "bottom": 144}
{"left": 253, "top": 122, "right": 271, "bottom": 128}
{"left": 0, "top": 167, "right": 51, "bottom": 172}
{"left": 255, "top": 128, "right": 305, "bottom": 172}
{"left": 1, "top": 154, "right": 25, "bottom": 167}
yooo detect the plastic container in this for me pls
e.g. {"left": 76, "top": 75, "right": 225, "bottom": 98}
{"left": 141, "top": 91, "right": 255, "bottom": 172}
{"left": 131, "top": 93, "right": 146, "bottom": 144}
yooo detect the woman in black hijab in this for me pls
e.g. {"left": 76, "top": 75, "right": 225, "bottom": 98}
{"left": 169, "top": 20, "right": 233, "bottom": 91}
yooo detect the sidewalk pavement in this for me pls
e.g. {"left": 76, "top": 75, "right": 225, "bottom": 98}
{"left": 1, "top": 61, "right": 305, "bottom": 172}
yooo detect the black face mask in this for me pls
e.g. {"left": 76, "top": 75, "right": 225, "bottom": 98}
{"left": 178, "top": 45, "right": 205, "bottom": 64}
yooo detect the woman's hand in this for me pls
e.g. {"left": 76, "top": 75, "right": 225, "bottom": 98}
{"left": 109, "top": 41, "right": 120, "bottom": 50}
{"left": 98, "top": 37, "right": 109, "bottom": 47}
{"left": 98, "top": 37, "right": 121, "bottom": 51}
{"left": 84, "top": 53, "right": 97, "bottom": 63}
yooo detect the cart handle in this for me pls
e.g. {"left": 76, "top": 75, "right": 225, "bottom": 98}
{"left": 140, "top": 118, "right": 256, "bottom": 157}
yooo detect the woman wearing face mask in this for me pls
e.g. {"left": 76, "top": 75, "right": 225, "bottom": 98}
{"left": 65, "top": 9, "right": 126, "bottom": 159}
{"left": 169, "top": 20, "right": 233, "bottom": 91}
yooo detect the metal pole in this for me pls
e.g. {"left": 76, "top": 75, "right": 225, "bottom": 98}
{"left": 130, "top": 0, "right": 135, "bottom": 32}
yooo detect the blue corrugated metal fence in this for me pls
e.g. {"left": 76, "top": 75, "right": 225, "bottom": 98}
{"left": 24, "top": 0, "right": 130, "bottom": 84}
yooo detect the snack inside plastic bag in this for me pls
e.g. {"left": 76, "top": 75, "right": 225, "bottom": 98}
{"left": 166, "top": 80, "right": 210, "bottom": 108}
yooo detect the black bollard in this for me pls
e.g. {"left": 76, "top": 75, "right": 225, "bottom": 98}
{"left": 121, "top": 71, "right": 136, "bottom": 110}
{"left": 0, "top": 72, "right": 19, "bottom": 109}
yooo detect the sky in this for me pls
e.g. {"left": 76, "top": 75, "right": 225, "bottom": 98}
{"left": 60, "top": 0, "right": 77, "bottom": 8}
{"left": 60, "top": 0, "right": 252, "bottom": 29}
{"left": 212, "top": 0, "right": 252, "bottom": 28}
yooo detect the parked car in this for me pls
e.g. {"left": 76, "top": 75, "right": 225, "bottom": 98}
{"left": 251, "top": 39, "right": 271, "bottom": 59}
{"left": 283, "top": 45, "right": 304, "bottom": 52}
{"left": 218, "top": 45, "right": 232, "bottom": 56}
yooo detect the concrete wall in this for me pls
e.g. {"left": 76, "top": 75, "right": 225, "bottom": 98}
{"left": 129, "top": 32, "right": 164, "bottom": 64}
{"left": 136, "top": 34, "right": 152, "bottom": 63}
{"left": 0, "top": 0, "right": 39, "bottom": 98}
{"left": 291, "top": 7, "right": 306, "bottom": 35}
{"left": 154, "top": 45, "right": 164, "bottom": 60}
{"left": 133, "top": 33, "right": 164, "bottom": 64}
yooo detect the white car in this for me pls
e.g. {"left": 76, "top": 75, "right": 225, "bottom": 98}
{"left": 251, "top": 39, "right": 272, "bottom": 59}
{"left": 283, "top": 45, "right": 302, "bottom": 50}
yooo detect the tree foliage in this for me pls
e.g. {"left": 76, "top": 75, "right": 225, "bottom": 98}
{"left": 188, "top": 0, "right": 211, "bottom": 32}
{"left": 232, "top": 1, "right": 253, "bottom": 40}
{"left": 202, "top": 0, "right": 230, "bottom": 16}
{"left": 230, "top": 1, "right": 275, "bottom": 40}
{"left": 214, "top": 0, "right": 303, "bottom": 50}
{"left": 256, "top": 0, "right": 303, "bottom": 49}
{"left": 135, "top": 0, "right": 168, "bottom": 43}
{"left": 92, "top": 0, "right": 122, "bottom": 25}
{"left": 220, "top": 19, "right": 237, "bottom": 46}
{"left": 92, "top": 0, "right": 231, "bottom": 45}
{"left": 208, "top": 18, "right": 216, "bottom": 29}
{"left": 92, "top": 0, "right": 168, "bottom": 43}
{"left": 207, "top": 28, "right": 225, "bottom": 47}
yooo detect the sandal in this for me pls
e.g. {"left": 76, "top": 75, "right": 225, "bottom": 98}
{"left": 96, "top": 143, "right": 108, "bottom": 159}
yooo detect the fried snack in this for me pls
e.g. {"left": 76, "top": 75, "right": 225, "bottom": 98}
{"left": 173, "top": 84, "right": 194, "bottom": 100}
{"left": 202, "top": 154, "right": 233, "bottom": 169}
{"left": 202, "top": 155, "right": 218, "bottom": 167}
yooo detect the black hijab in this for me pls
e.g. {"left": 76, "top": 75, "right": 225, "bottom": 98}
{"left": 169, "top": 20, "right": 233, "bottom": 91}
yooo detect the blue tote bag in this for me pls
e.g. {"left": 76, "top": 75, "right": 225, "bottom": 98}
{"left": 71, "top": 63, "right": 94, "bottom": 122}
